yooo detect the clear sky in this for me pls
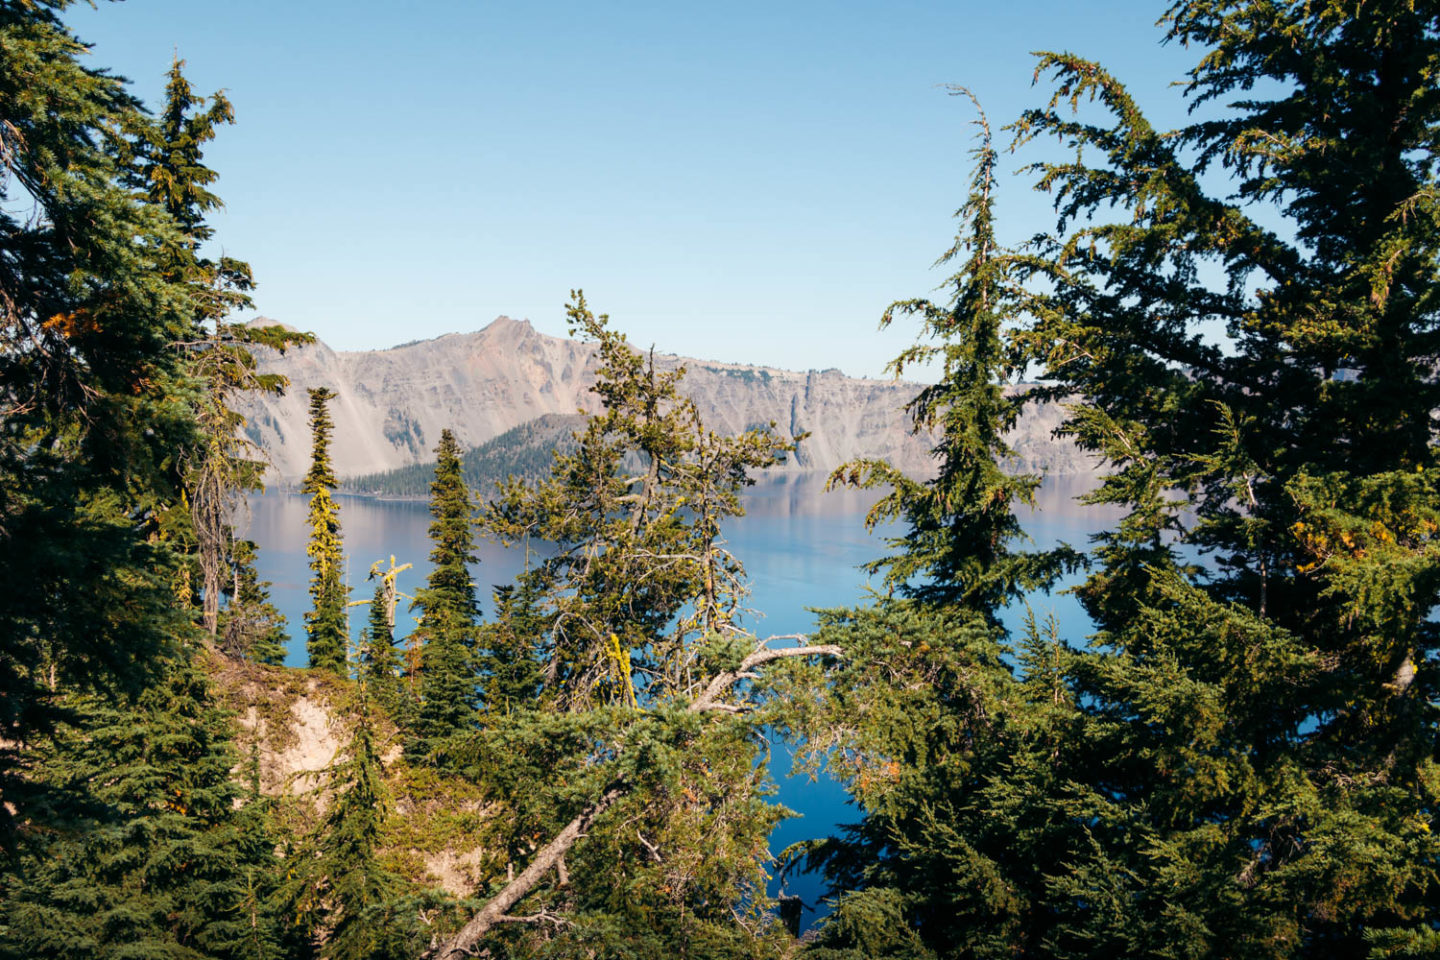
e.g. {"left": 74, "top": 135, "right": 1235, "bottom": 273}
{"left": 69, "top": 1, "right": 1204, "bottom": 379}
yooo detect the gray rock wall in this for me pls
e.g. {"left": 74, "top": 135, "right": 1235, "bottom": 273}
{"left": 237, "top": 316, "right": 1097, "bottom": 482}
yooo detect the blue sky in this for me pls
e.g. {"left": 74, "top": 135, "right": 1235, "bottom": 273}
{"left": 70, "top": 1, "right": 1204, "bottom": 379}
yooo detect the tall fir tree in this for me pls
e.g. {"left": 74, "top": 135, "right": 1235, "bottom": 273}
{"left": 1001, "top": 1, "right": 1440, "bottom": 952}
{"left": 410, "top": 428, "right": 481, "bottom": 754}
{"left": 219, "top": 538, "right": 291, "bottom": 665}
{"left": 799, "top": 95, "right": 1082, "bottom": 957}
{"left": 0, "top": 0, "right": 208, "bottom": 846}
{"left": 283, "top": 691, "right": 407, "bottom": 960}
{"left": 807, "top": 3, "right": 1440, "bottom": 957}
{"left": 304, "top": 387, "right": 348, "bottom": 674}
{"left": 127, "top": 57, "right": 310, "bottom": 637}
{"left": 475, "top": 582, "right": 546, "bottom": 716}
{"left": 361, "top": 581, "right": 402, "bottom": 712}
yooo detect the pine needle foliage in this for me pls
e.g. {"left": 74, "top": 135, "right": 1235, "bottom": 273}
{"left": 0, "top": 0, "right": 201, "bottom": 846}
{"left": 829, "top": 89, "right": 1081, "bottom": 615}
{"left": 479, "top": 292, "right": 796, "bottom": 712}
{"left": 797, "top": 97, "right": 1084, "bottom": 957}
{"left": 219, "top": 538, "right": 291, "bottom": 665}
{"left": 462, "top": 295, "right": 800, "bottom": 955}
{"left": 283, "top": 691, "right": 407, "bottom": 960}
{"left": 361, "top": 582, "right": 402, "bottom": 709}
{"left": 476, "top": 581, "right": 548, "bottom": 716}
{"left": 807, "top": 2, "right": 1440, "bottom": 956}
{"left": 410, "top": 429, "right": 482, "bottom": 755}
{"left": 0, "top": 651, "right": 288, "bottom": 960}
{"left": 303, "top": 387, "right": 348, "bottom": 674}
{"left": 986, "top": 1, "right": 1440, "bottom": 951}
{"left": 128, "top": 57, "right": 311, "bottom": 638}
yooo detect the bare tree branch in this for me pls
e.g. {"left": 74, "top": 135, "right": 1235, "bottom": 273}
{"left": 689, "top": 643, "right": 843, "bottom": 713}
{"left": 425, "top": 785, "right": 625, "bottom": 959}
{"left": 421, "top": 638, "right": 843, "bottom": 959}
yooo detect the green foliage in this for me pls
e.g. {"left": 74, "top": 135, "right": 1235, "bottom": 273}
{"left": 0, "top": 651, "right": 289, "bottom": 960}
{"left": 808, "top": 3, "right": 1440, "bottom": 957}
{"left": 0, "top": 0, "right": 202, "bottom": 846}
{"left": 409, "top": 428, "right": 482, "bottom": 754}
{"left": 830, "top": 90, "right": 1080, "bottom": 615}
{"left": 455, "top": 295, "right": 801, "bottom": 955}
{"left": 282, "top": 694, "right": 410, "bottom": 960}
{"left": 303, "top": 387, "right": 349, "bottom": 674}
{"left": 479, "top": 292, "right": 796, "bottom": 711}
{"left": 998, "top": 1, "right": 1440, "bottom": 950}
{"left": 343, "top": 413, "right": 587, "bottom": 500}
{"left": 128, "top": 56, "right": 312, "bottom": 638}
{"left": 800, "top": 96, "right": 1084, "bottom": 956}
{"left": 477, "top": 581, "right": 547, "bottom": 715}
{"left": 361, "top": 582, "right": 402, "bottom": 709}
{"left": 219, "top": 538, "right": 290, "bottom": 665}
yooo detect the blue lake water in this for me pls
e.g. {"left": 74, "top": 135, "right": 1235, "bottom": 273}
{"left": 239, "top": 473, "right": 1115, "bottom": 923}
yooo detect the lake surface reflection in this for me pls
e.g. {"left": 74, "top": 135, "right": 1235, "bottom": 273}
{"left": 239, "top": 473, "right": 1115, "bottom": 923}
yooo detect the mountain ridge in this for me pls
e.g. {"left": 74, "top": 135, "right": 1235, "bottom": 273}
{"left": 238, "top": 316, "right": 1097, "bottom": 484}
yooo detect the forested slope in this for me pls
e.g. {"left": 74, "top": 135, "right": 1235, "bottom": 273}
{"left": 5, "top": 2, "right": 1439, "bottom": 959}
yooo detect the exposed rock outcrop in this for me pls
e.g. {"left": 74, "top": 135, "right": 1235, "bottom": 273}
{"left": 238, "top": 315, "right": 1096, "bottom": 483}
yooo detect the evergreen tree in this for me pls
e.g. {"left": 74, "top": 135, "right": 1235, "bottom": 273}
{"left": 284, "top": 693, "right": 406, "bottom": 960}
{"left": 361, "top": 581, "right": 402, "bottom": 710}
{"left": 410, "top": 429, "right": 481, "bottom": 753}
{"left": 450, "top": 295, "right": 803, "bottom": 957}
{"left": 128, "top": 57, "right": 310, "bottom": 638}
{"left": 0, "top": 0, "right": 204, "bottom": 846}
{"left": 475, "top": 582, "right": 546, "bottom": 716}
{"left": 799, "top": 96, "right": 1081, "bottom": 957}
{"left": 480, "top": 294, "right": 795, "bottom": 711}
{"left": 219, "top": 538, "right": 290, "bottom": 665}
{"left": 1003, "top": 1, "right": 1440, "bottom": 952}
{"left": 810, "top": 3, "right": 1440, "bottom": 956}
{"left": 0, "top": 651, "right": 288, "bottom": 960}
{"left": 303, "top": 387, "right": 348, "bottom": 674}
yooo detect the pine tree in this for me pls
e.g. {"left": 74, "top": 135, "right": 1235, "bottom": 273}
{"left": 447, "top": 296, "right": 805, "bottom": 957}
{"left": 800, "top": 95, "right": 1082, "bottom": 957}
{"left": 810, "top": 3, "right": 1440, "bottom": 956}
{"left": 480, "top": 294, "right": 795, "bottom": 711}
{"left": 475, "top": 582, "right": 546, "bottom": 715}
{"left": 0, "top": 651, "right": 288, "bottom": 960}
{"left": 219, "top": 538, "right": 290, "bottom": 665}
{"left": 283, "top": 692, "right": 405, "bottom": 960}
{"left": 0, "top": 0, "right": 205, "bottom": 846}
{"left": 361, "top": 581, "right": 402, "bottom": 708}
{"left": 409, "top": 429, "right": 481, "bottom": 754}
{"left": 997, "top": 2, "right": 1440, "bottom": 952}
{"left": 128, "top": 57, "right": 310, "bottom": 638}
{"left": 303, "top": 387, "right": 348, "bottom": 674}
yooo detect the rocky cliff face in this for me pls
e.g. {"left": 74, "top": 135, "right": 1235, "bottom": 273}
{"left": 239, "top": 316, "right": 1095, "bottom": 482}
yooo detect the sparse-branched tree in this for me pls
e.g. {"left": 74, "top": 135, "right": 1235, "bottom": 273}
{"left": 480, "top": 293, "right": 796, "bottom": 711}
{"left": 128, "top": 57, "right": 311, "bottom": 637}
{"left": 304, "top": 387, "right": 348, "bottom": 674}
{"left": 438, "top": 295, "right": 815, "bottom": 957}
{"left": 219, "top": 538, "right": 290, "bottom": 664}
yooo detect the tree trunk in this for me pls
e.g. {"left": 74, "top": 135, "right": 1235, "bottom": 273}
{"left": 424, "top": 785, "right": 626, "bottom": 959}
{"left": 421, "top": 641, "right": 841, "bottom": 959}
